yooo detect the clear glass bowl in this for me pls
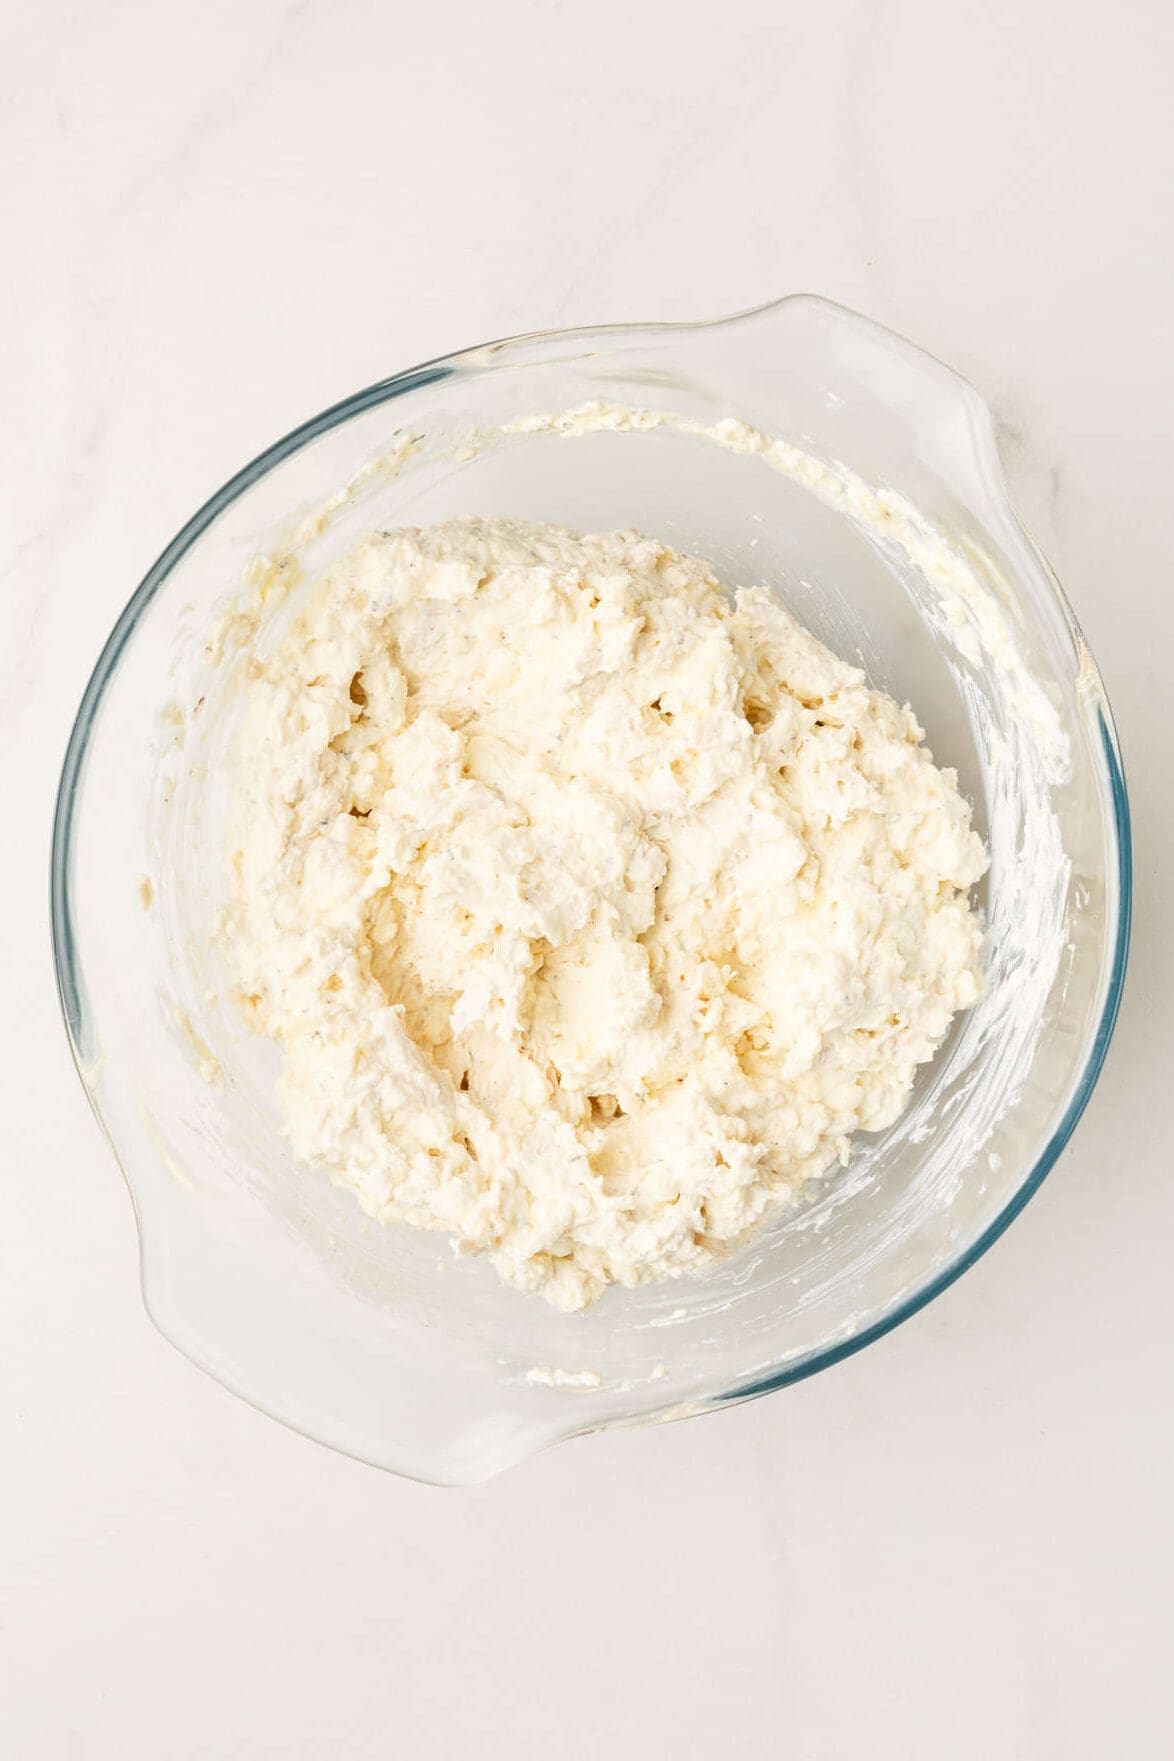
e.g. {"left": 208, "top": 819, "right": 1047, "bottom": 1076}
{"left": 52, "top": 296, "right": 1130, "bottom": 1484}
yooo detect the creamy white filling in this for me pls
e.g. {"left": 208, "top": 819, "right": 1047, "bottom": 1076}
{"left": 220, "top": 518, "right": 987, "bottom": 1310}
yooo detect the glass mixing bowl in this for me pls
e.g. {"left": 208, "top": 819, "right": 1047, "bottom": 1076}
{"left": 52, "top": 296, "right": 1130, "bottom": 1483}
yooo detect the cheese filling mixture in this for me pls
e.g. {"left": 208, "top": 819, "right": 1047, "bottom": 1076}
{"left": 221, "top": 518, "right": 987, "bottom": 1310}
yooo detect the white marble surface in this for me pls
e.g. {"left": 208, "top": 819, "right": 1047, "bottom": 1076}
{"left": 4, "top": 1, "right": 1172, "bottom": 1754}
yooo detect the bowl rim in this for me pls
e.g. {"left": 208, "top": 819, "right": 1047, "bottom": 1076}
{"left": 50, "top": 293, "right": 1133, "bottom": 1444}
